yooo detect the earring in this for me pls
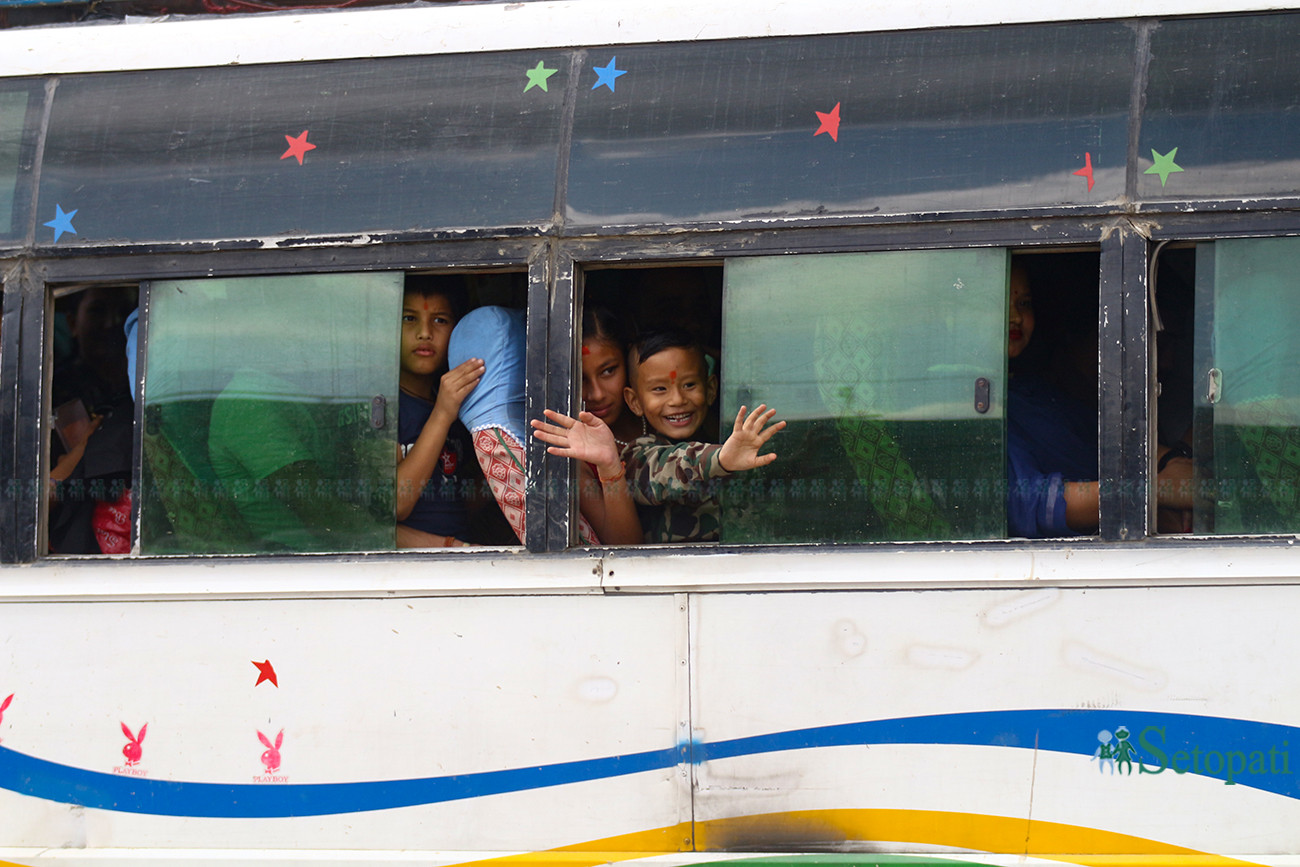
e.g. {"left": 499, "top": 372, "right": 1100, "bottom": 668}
{"left": 641, "top": 415, "right": 648, "bottom": 437}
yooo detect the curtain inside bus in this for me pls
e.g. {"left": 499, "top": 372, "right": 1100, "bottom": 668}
{"left": 1193, "top": 239, "right": 1300, "bottom": 535}
{"left": 140, "top": 273, "right": 399, "bottom": 554}
{"left": 720, "top": 249, "right": 1008, "bottom": 543}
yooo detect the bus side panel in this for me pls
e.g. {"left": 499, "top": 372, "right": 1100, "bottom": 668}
{"left": 0, "top": 590, "right": 689, "bottom": 852}
{"left": 692, "top": 585, "right": 1300, "bottom": 858}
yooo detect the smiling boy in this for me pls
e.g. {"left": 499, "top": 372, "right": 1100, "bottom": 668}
{"left": 620, "top": 330, "right": 784, "bottom": 542}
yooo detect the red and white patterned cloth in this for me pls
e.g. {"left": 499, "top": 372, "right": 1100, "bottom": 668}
{"left": 471, "top": 428, "right": 597, "bottom": 545}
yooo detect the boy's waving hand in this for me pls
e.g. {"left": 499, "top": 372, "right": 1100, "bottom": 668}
{"left": 718, "top": 404, "right": 786, "bottom": 473}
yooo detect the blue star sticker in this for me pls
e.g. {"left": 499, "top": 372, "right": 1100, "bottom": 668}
{"left": 44, "top": 204, "right": 78, "bottom": 243}
{"left": 592, "top": 57, "right": 626, "bottom": 92}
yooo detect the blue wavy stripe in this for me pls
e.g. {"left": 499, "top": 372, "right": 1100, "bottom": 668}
{"left": 2, "top": 709, "right": 1298, "bottom": 817}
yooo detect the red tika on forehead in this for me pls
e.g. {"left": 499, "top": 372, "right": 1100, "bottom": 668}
{"left": 669, "top": 369, "right": 677, "bottom": 381}
{"left": 581, "top": 345, "right": 591, "bottom": 355}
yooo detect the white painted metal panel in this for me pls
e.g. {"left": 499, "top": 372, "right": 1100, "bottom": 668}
{"left": 690, "top": 586, "right": 1300, "bottom": 855}
{"left": 0, "top": 593, "right": 686, "bottom": 851}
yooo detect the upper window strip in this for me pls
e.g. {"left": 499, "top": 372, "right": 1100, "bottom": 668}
{"left": 33, "top": 53, "right": 566, "bottom": 246}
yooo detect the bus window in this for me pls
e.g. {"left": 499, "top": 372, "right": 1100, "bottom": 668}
{"left": 137, "top": 271, "right": 521, "bottom": 556}
{"left": 721, "top": 249, "right": 1104, "bottom": 544}
{"left": 48, "top": 285, "right": 139, "bottom": 554}
{"left": 721, "top": 249, "right": 1009, "bottom": 543}
{"left": 140, "top": 273, "right": 399, "bottom": 554}
{"left": 1190, "top": 237, "right": 1300, "bottom": 534}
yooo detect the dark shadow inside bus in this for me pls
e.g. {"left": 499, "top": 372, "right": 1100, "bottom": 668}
{"left": 48, "top": 284, "right": 139, "bottom": 555}
{"left": 1154, "top": 246, "right": 1199, "bottom": 534}
{"left": 1005, "top": 251, "right": 1102, "bottom": 539}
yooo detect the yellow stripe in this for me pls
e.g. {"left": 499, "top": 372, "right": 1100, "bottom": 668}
{"left": 695, "top": 809, "right": 1267, "bottom": 867}
{"left": 447, "top": 809, "right": 1268, "bottom": 867}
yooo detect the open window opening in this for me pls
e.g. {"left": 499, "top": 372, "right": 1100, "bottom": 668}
{"left": 1006, "top": 251, "right": 1102, "bottom": 539}
{"left": 575, "top": 265, "right": 726, "bottom": 545}
{"left": 47, "top": 283, "right": 140, "bottom": 555}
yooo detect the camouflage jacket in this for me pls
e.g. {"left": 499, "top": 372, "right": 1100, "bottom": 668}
{"left": 619, "top": 435, "right": 732, "bottom": 543}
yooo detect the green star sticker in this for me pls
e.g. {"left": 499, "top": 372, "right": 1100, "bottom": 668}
{"left": 524, "top": 61, "right": 558, "bottom": 93}
{"left": 1144, "top": 147, "right": 1184, "bottom": 187}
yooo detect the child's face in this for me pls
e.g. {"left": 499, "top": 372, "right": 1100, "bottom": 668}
{"left": 400, "top": 291, "right": 456, "bottom": 379}
{"left": 1008, "top": 268, "right": 1035, "bottom": 359}
{"left": 625, "top": 346, "right": 716, "bottom": 440}
{"left": 581, "top": 337, "right": 627, "bottom": 426}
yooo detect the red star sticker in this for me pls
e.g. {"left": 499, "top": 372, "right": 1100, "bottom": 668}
{"left": 1073, "top": 151, "right": 1095, "bottom": 191}
{"left": 280, "top": 130, "right": 316, "bottom": 165}
{"left": 252, "top": 659, "right": 278, "bottom": 688}
{"left": 814, "top": 102, "right": 842, "bottom": 142}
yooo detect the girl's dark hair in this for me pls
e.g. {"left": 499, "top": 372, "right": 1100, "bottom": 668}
{"left": 582, "top": 304, "right": 630, "bottom": 352}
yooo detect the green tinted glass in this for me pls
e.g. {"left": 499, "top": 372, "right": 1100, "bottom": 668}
{"left": 721, "top": 249, "right": 1007, "bottom": 543}
{"left": 0, "top": 89, "right": 28, "bottom": 237}
{"left": 140, "top": 273, "right": 399, "bottom": 553}
{"left": 1194, "top": 239, "right": 1300, "bottom": 534}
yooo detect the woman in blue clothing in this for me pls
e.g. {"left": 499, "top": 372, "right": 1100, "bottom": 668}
{"left": 1006, "top": 264, "right": 1194, "bottom": 537}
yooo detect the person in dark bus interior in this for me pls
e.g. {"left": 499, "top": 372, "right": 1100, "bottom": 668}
{"left": 48, "top": 286, "right": 137, "bottom": 554}
{"left": 1006, "top": 262, "right": 1196, "bottom": 537}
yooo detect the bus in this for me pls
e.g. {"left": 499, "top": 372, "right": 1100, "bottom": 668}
{"left": 4, "top": 0, "right": 1300, "bottom": 863}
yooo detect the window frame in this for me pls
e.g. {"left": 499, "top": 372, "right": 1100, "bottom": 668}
{"left": 4, "top": 238, "right": 549, "bottom": 563}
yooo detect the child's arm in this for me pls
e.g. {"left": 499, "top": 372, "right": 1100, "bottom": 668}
{"left": 531, "top": 409, "right": 642, "bottom": 545}
{"left": 623, "top": 405, "right": 785, "bottom": 507}
{"left": 718, "top": 404, "right": 785, "bottom": 472}
{"left": 396, "top": 357, "right": 484, "bottom": 522}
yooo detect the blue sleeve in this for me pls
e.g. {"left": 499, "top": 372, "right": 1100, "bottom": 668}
{"left": 1007, "top": 431, "right": 1072, "bottom": 538}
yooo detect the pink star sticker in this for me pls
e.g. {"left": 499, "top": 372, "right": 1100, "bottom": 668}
{"left": 252, "top": 659, "right": 279, "bottom": 688}
{"left": 814, "top": 102, "right": 842, "bottom": 142}
{"left": 280, "top": 130, "right": 316, "bottom": 165}
{"left": 1073, "top": 151, "right": 1095, "bottom": 191}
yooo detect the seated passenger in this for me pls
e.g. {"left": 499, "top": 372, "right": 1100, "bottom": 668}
{"left": 533, "top": 306, "right": 642, "bottom": 545}
{"left": 395, "top": 283, "right": 484, "bottom": 548}
{"left": 620, "top": 329, "right": 785, "bottom": 542}
{"left": 1007, "top": 265, "right": 1194, "bottom": 537}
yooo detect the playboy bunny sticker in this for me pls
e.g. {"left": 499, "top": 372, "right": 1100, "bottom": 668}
{"left": 115, "top": 722, "right": 148, "bottom": 776}
{"left": 255, "top": 729, "right": 287, "bottom": 782}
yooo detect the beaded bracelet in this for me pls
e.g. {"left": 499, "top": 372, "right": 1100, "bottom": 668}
{"left": 599, "top": 462, "right": 626, "bottom": 484}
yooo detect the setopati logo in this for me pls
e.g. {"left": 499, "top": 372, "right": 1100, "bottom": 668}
{"left": 1092, "top": 725, "right": 1291, "bottom": 785}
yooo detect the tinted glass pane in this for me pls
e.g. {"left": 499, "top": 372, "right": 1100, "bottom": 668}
{"left": 141, "top": 273, "right": 399, "bottom": 553}
{"left": 1193, "top": 239, "right": 1300, "bottom": 534}
{"left": 567, "top": 24, "right": 1133, "bottom": 226}
{"left": 37, "top": 53, "right": 564, "bottom": 244}
{"left": 0, "top": 87, "right": 29, "bottom": 239}
{"left": 720, "top": 249, "right": 1007, "bottom": 543}
{"left": 1144, "top": 14, "right": 1300, "bottom": 200}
